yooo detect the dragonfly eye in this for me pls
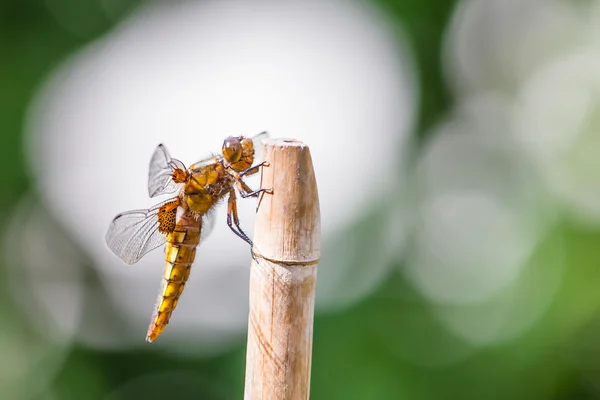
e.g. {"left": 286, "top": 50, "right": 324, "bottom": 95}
{"left": 222, "top": 137, "right": 242, "bottom": 163}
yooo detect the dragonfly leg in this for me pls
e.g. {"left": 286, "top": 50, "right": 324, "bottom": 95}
{"left": 236, "top": 178, "right": 273, "bottom": 198}
{"left": 227, "top": 189, "right": 253, "bottom": 246}
{"left": 239, "top": 161, "right": 270, "bottom": 177}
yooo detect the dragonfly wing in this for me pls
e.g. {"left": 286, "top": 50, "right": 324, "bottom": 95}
{"left": 106, "top": 199, "right": 177, "bottom": 264}
{"left": 251, "top": 131, "right": 269, "bottom": 163}
{"left": 189, "top": 155, "right": 220, "bottom": 172}
{"left": 148, "top": 144, "right": 186, "bottom": 198}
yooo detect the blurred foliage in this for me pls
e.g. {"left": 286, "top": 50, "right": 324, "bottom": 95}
{"left": 372, "top": 0, "right": 457, "bottom": 138}
{"left": 0, "top": 0, "right": 139, "bottom": 213}
{"left": 3, "top": 0, "right": 600, "bottom": 399}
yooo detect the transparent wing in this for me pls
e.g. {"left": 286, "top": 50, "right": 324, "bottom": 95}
{"left": 251, "top": 130, "right": 269, "bottom": 141}
{"left": 251, "top": 131, "right": 269, "bottom": 163}
{"left": 106, "top": 199, "right": 176, "bottom": 264}
{"left": 189, "top": 154, "right": 220, "bottom": 172}
{"left": 148, "top": 144, "right": 186, "bottom": 198}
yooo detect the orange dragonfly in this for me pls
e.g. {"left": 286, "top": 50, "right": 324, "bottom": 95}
{"left": 106, "top": 132, "right": 270, "bottom": 342}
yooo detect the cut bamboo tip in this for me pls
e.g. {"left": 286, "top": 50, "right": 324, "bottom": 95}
{"left": 244, "top": 138, "right": 321, "bottom": 400}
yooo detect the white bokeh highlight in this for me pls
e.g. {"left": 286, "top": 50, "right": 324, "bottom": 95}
{"left": 400, "top": 0, "right": 597, "bottom": 348}
{"left": 406, "top": 98, "right": 546, "bottom": 305}
{"left": 434, "top": 229, "right": 565, "bottom": 346}
{"left": 444, "top": 0, "right": 586, "bottom": 97}
{"left": 445, "top": 0, "right": 600, "bottom": 226}
{"left": 409, "top": 191, "right": 534, "bottom": 304}
{"left": 1, "top": 196, "right": 81, "bottom": 398}
{"left": 403, "top": 93, "right": 559, "bottom": 345}
{"left": 513, "top": 51, "right": 600, "bottom": 225}
{"left": 3, "top": 196, "right": 83, "bottom": 346}
{"left": 25, "top": 0, "right": 416, "bottom": 348}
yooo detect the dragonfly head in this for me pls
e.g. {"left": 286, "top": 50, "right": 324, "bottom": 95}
{"left": 222, "top": 136, "right": 243, "bottom": 163}
{"left": 222, "top": 136, "right": 256, "bottom": 171}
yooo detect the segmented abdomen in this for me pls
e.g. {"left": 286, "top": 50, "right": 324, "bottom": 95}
{"left": 146, "top": 212, "right": 201, "bottom": 342}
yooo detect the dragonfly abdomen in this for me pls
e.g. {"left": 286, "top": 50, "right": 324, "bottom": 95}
{"left": 146, "top": 222, "right": 201, "bottom": 342}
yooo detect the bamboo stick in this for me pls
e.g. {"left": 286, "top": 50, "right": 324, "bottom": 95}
{"left": 243, "top": 139, "right": 321, "bottom": 400}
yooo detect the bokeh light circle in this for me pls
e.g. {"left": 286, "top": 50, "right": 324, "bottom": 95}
{"left": 513, "top": 51, "right": 600, "bottom": 225}
{"left": 405, "top": 94, "right": 548, "bottom": 303}
{"left": 444, "top": 0, "right": 585, "bottom": 97}
{"left": 1, "top": 196, "right": 84, "bottom": 398}
{"left": 26, "top": 0, "right": 416, "bottom": 349}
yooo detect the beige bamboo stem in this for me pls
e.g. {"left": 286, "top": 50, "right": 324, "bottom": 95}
{"left": 243, "top": 139, "right": 321, "bottom": 400}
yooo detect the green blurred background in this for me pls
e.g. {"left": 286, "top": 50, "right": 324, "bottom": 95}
{"left": 3, "top": 0, "right": 600, "bottom": 399}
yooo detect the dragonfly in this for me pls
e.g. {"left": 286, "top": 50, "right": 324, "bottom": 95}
{"left": 106, "top": 132, "right": 271, "bottom": 342}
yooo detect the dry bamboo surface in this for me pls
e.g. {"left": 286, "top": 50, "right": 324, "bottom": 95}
{"left": 243, "top": 139, "right": 321, "bottom": 400}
